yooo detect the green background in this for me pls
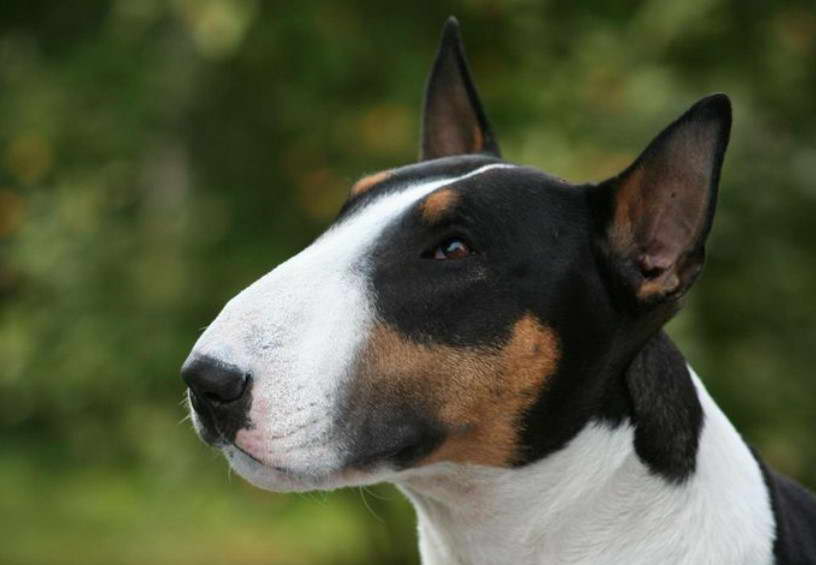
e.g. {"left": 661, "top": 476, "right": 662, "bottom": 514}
{"left": 2, "top": 1, "right": 815, "bottom": 563}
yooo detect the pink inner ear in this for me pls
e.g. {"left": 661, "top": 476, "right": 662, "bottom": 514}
{"left": 606, "top": 96, "right": 731, "bottom": 302}
{"left": 620, "top": 123, "right": 717, "bottom": 278}
{"left": 637, "top": 175, "right": 708, "bottom": 272}
{"left": 422, "top": 51, "right": 490, "bottom": 159}
{"left": 429, "top": 83, "right": 484, "bottom": 156}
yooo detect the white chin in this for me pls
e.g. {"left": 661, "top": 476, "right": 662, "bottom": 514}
{"left": 221, "top": 446, "right": 329, "bottom": 492}
{"left": 222, "top": 445, "right": 394, "bottom": 493}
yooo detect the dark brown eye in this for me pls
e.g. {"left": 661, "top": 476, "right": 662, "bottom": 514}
{"left": 432, "top": 238, "right": 472, "bottom": 260}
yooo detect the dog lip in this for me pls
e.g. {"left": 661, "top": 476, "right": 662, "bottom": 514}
{"left": 226, "top": 444, "right": 305, "bottom": 477}
{"left": 223, "top": 440, "right": 397, "bottom": 491}
{"left": 229, "top": 435, "right": 296, "bottom": 474}
{"left": 230, "top": 442, "right": 264, "bottom": 465}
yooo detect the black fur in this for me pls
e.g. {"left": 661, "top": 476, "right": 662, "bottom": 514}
{"left": 624, "top": 332, "right": 703, "bottom": 482}
{"left": 753, "top": 448, "right": 816, "bottom": 563}
{"left": 338, "top": 386, "right": 446, "bottom": 471}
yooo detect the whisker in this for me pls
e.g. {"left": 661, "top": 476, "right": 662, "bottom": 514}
{"left": 359, "top": 487, "right": 384, "bottom": 522}
{"left": 361, "top": 485, "right": 391, "bottom": 501}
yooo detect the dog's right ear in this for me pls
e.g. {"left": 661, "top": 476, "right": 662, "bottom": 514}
{"left": 420, "top": 17, "right": 501, "bottom": 161}
{"left": 593, "top": 94, "right": 732, "bottom": 310}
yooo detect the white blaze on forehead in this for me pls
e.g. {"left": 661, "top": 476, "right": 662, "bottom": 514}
{"left": 192, "top": 162, "right": 513, "bottom": 364}
{"left": 188, "top": 163, "right": 513, "bottom": 478}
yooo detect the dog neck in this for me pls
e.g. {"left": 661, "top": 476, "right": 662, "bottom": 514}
{"left": 397, "top": 367, "right": 775, "bottom": 565}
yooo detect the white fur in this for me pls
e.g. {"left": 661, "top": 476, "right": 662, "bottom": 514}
{"left": 398, "top": 367, "right": 775, "bottom": 565}
{"left": 186, "top": 163, "right": 514, "bottom": 491}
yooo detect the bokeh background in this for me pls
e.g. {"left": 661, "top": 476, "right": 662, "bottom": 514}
{"left": 2, "top": 1, "right": 815, "bottom": 564}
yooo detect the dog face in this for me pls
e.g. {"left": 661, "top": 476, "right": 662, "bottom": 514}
{"left": 181, "top": 18, "right": 730, "bottom": 491}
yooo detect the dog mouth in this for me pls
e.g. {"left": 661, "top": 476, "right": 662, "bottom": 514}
{"left": 186, "top": 387, "right": 447, "bottom": 491}
{"left": 227, "top": 440, "right": 265, "bottom": 465}
{"left": 186, "top": 394, "right": 349, "bottom": 488}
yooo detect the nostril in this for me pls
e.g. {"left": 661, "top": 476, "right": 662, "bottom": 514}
{"left": 201, "top": 373, "right": 250, "bottom": 405}
{"left": 181, "top": 356, "right": 251, "bottom": 405}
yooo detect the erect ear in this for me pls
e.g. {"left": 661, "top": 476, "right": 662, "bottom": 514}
{"left": 597, "top": 94, "right": 732, "bottom": 306}
{"left": 420, "top": 17, "right": 501, "bottom": 161}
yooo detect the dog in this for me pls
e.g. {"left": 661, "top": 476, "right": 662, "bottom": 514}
{"left": 181, "top": 17, "right": 816, "bottom": 564}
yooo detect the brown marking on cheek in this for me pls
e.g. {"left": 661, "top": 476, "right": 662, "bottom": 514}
{"left": 420, "top": 187, "right": 460, "bottom": 223}
{"left": 358, "top": 314, "right": 559, "bottom": 468}
{"left": 350, "top": 170, "right": 393, "bottom": 196}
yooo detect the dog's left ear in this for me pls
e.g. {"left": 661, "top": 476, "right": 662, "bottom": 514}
{"left": 596, "top": 94, "right": 732, "bottom": 306}
{"left": 420, "top": 17, "right": 501, "bottom": 161}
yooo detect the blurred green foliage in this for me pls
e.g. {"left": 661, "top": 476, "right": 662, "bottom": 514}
{"left": 1, "top": 1, "right": 815, "bottom": 564}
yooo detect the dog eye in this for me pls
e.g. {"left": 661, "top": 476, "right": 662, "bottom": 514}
{"left": 430, "top": 238, "right": 473, "bottom": 260}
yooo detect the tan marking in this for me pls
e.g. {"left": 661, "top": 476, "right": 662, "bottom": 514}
{"left": 471, "top": 124, "right": 485, "bottom": 153}
{"left": 420, "top": 187, "right": 459, "bottom": 223}
{"left": 637, "top": 272, "right": 680, "bottom": 300}
{"left": 350, "top": 170, "right": 393, "bottom": 196}
{"left": 608, "top": 165, "right": 643, "bottom": 254}
{"left": 356, "top": 314, "right": 559, "bottom": 467}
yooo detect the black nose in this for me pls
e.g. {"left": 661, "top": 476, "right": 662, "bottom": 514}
{"left": 181, "top": 356, "right": 250, "bottom": 405}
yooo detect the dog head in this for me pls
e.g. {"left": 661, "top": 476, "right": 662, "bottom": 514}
{"left": 181, "top": 17, "right": 731, "bottom": 491}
